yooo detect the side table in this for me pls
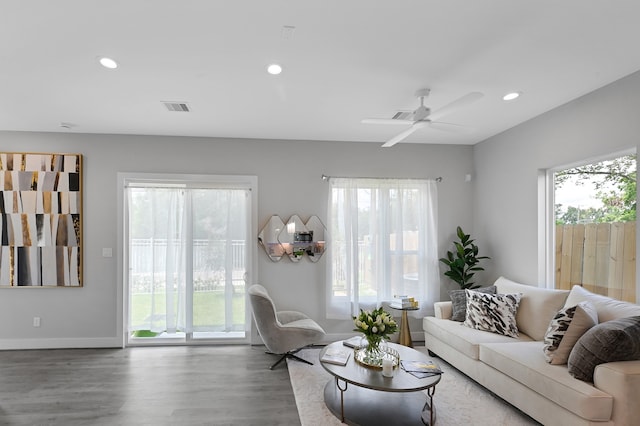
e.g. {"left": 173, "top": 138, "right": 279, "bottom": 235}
{"left": 389, "top": 305, "right": 419, "bottom": 347}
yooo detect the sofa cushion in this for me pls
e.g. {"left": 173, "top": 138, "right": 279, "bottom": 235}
{"left": 495, "top": 276, "right": 569, "bottom": 341}
{"left": 564, "top": 285, "right": 640, "bottom": 322}
{"left": 543, "top": 301, "right": 598, "bottom": 365}
{"left": 480, "top": 341, "right": 613, "bottom": 421}
{"left": 449, "top": 285, "right": 496, "bottom": 322}
{"left": 568, "top": 316, "right": 640, "bottom": 382}
{"left": 464, "top": 290, "right": 522, "bottom": 338}
{"left": 423, "top": 316, "right": 533, "bottom": 360}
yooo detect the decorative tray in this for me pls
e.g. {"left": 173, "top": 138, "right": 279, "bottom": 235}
{"left": 353, "top": 345, "right": 400, "bottom": 369}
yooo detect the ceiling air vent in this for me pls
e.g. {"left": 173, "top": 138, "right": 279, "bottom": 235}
{"left": 162, "top": 101, "right": 191, "bottom": 112}
{"left": 392, "top": 110, "right": 413, "bottom": 120}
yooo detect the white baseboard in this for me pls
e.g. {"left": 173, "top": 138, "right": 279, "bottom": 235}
{"left": 0, "top": 337, "right": 123, "bottom": 350}
{"left": 0, "top": 332, "right": 424, "bottom": 351}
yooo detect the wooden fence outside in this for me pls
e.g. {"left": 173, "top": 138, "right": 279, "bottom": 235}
{"left": 556, "top": 222, "right": 636, "bottom": 302}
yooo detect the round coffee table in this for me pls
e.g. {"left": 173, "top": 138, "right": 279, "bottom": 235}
{"left": 320, "top": 341, "right": 441, "bottom": 425}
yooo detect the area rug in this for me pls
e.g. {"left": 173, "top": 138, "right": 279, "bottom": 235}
{"left": 287, "top": 347, "right": 541, "bottom": 426}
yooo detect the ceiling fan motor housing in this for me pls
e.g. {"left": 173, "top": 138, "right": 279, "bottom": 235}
{"left": 415, "top": 88, "right": 431, "bottom": 98}
{"left": 413, "top": 106, "right": 430, "bottom": 121}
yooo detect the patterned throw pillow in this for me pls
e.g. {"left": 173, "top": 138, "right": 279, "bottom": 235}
{"left": 543, "top": 301, "right": 598, "bottom": 365}
{"left": 449, "top": 285, "right": 497, "bottom": 322}
{"left": 463, "top": 290, "right": 522, "bottom": 338}
{"left": 568, "top": 316, "right": 640, "bottom": 382}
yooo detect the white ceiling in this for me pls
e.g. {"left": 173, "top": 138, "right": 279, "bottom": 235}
{"left": 3, "top": 1, "right": 640, "bottom": 146}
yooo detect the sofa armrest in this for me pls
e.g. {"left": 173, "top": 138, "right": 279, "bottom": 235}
{"left": 434, "top": 301, "right": 453, "bottom": 320}
{"left": 594, "top": 360, "right": 640, "bottom": 425}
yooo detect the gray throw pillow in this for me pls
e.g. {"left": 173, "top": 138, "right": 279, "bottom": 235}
{"left": 568, "top": 316, "right": 640, "bottom": 382}
{"left": 449, "top": 285, "right": 496, "bottom": 322}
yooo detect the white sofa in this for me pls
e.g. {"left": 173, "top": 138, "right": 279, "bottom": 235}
{"left": 423, "top": 277, "right": 640, "bottom": 426}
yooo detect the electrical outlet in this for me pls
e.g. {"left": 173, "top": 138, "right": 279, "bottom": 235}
{"left": 33, "top": 317, "right": 41, "bottom": 327}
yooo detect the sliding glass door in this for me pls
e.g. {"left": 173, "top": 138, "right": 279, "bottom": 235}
{"left": 121, "top": 173, "right": 256, "bottom": 345}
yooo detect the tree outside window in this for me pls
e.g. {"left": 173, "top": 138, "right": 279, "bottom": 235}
{"left": 553, "top": 154, "right": 636, "bottom": 302}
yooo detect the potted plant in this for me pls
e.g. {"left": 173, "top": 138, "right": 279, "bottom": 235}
{"left": 439, "top": 226, "right": 490, "bottom": 289}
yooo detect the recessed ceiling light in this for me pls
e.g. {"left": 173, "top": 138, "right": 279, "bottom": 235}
{"left": 503, "top": 92, "right": 521, "bottom": 101}
{"left": 99, "top": 57, "right": 118, "bottom": 69}
{"left": 267, "top": 64, "right": 282, "bottom": 75}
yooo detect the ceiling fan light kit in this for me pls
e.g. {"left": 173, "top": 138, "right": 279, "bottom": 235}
{"left": 364, "top": 88, "right": 484, "bottom": 147}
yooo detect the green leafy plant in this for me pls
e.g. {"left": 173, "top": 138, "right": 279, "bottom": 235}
{"left": 439, "top": 226, "right": 490, "bottom": 289}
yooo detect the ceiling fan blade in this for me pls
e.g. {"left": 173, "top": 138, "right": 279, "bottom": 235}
{"left": 429, "top": 92, "right": 483, "bottom": 121}
{"left": 428, "top": 121, "right": 474, "bottom": 133}
{"left": 381, "top": 125, "right": 420, "bottom": 148}
{"left": 362, "top": 118, "right": 414, "bottom": 125}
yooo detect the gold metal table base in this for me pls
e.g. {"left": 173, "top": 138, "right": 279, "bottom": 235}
{"left": 398, "top": 309, "right": 413, "bottom": 347}
{"left": 391, "top": 305, "right": 418, "bottom": 347}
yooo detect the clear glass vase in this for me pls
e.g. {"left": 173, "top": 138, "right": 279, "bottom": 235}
{"left": 359, "top": 335, "right": 387, "bottom": 367}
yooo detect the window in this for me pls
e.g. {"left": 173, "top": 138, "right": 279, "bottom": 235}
{"left": 119, "top": 173, "right": 257, "bottom": 345}
{"left": 547, "top": 152, "right": 636, "bottom": 302}
{"left": 326, "top": 178, "right": 439, "bottom": 319}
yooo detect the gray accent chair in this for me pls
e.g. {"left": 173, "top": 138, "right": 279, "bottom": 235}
{"left": 248, "top": 284, "right": 326, "bottom": 370}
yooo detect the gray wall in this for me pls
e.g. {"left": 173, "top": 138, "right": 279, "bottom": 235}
{"left": 0, "top": 133, "right": 474, "bottom": 349}
{"left": 473, "top": 70, "right": 640, "bottom": 287}
{"left": 9, "top": 67, "right": 639, "bottom": 350}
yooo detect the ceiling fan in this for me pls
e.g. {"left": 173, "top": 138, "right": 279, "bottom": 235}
{"left": 362, "top": 89, "right": 484, "bottom": 147}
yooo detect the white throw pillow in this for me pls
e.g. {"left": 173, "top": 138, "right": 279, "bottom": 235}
{"left": 543, "top": 301, "right": 598, "bottom": 365}
{"left": 464, "top": 290, "right": 522, "bottom": 338}
{"left": 565, "top": 284, "right": 640, "bottom": 322}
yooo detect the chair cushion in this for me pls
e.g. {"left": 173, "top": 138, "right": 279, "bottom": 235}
{"left": 281, "top": 318, "right": 326, "bottom": 334}
{"left": 543, "top": 301, "right": 598, "bottom": 365}
{"left": 568, "top": 316, "right": 640, "bottom": 382}
{"left": 480, "top": 341, "right": 613, "bottom": 421}
{"left": 449, "top": 285, "right": 496, "bottom": 322}
{"left": 464, "top": 290, "right": 521, "bottom": 338}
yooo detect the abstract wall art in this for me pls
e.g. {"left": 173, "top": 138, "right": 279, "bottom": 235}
{"left": 0, "top": 152, "right": 82, "bottom": 287}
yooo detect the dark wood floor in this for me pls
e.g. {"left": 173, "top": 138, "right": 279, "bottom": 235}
{"left": 0, "top": 345, "right": 301, "bottom": 426}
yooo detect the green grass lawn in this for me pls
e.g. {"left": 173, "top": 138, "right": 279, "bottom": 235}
{"left": 131, "top": 290, "right": 246, "bottom": 331}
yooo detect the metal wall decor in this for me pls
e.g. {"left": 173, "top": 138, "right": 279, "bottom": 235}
{"left": 0, "top": 152, "right": 82, "bottom": 287}
{"left": 258, "top": 215, "right": 326, "bottom": 262}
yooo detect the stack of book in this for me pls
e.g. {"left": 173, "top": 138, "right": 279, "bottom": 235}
{"left": 342, "top": 335, "right": 362, "bottom": 348}
{"left": 390, "top": 295, "right": 418, "bottom": 309}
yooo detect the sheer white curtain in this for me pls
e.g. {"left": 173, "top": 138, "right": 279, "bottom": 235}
{"left": 162, "top": 189, "right": 189, "bottom": 334}
{"left": 127, "top": 187, "right": 189, "bottom": 334}
{"left": 123, "top": 173, "right": 257, "bottom": 344}
{"left": 326, "top": 178, "right": 438, "bottom": 319}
